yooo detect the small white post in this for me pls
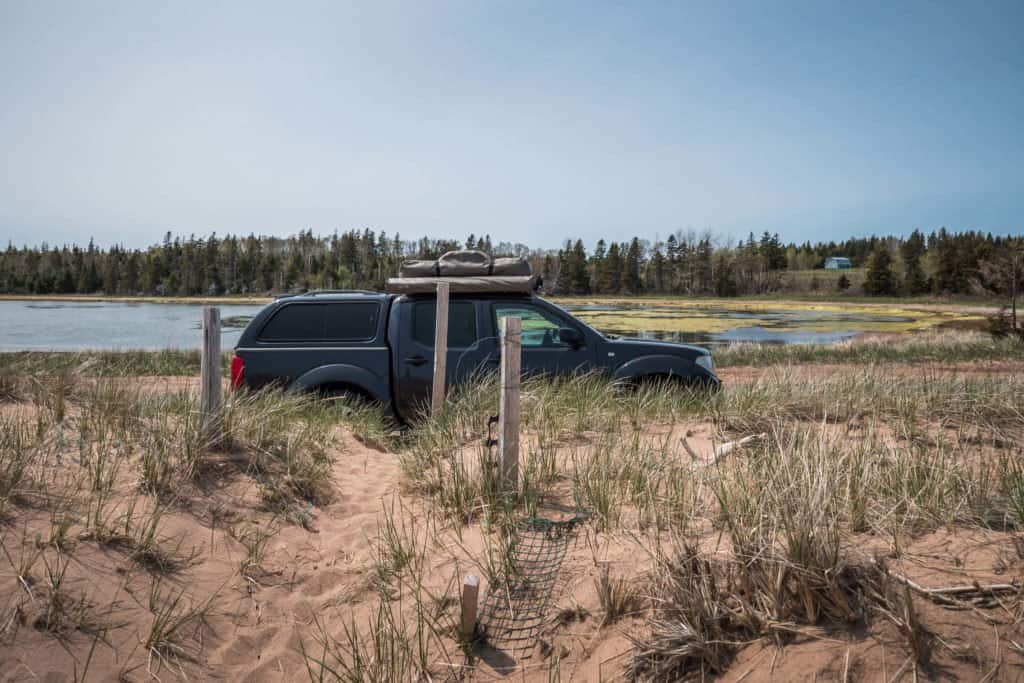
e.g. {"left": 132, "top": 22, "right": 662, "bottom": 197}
{"left": 461, "top": 574, "right": 480, "bottom": 639}
{"left": 200, "top": 306, "right": 222, "bottom": 444}
{"left": 498, "top": 316, "right": 521, "bottom": 491}
{"left": 431, "top": 281, "right": 450, "bottom": 417}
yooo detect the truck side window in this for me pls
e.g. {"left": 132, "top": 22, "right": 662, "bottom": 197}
{"left": 493, "top": 303, "right": 569, "bottom": 347}
{"left": 325, "top": 302, "right": 378, "bottom": 341}
{"left": 259, "top": 302, "right": 379, "bottom": 342}
{"left": 412, "top": 301, "right": 477, "bottom": 348}
{"left": 258, "top": 303, "right": 326, "bottom": 341}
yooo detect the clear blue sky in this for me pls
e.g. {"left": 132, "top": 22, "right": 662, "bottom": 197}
{"left": 1, "top": 1, "right": 1021, "bottom": 250}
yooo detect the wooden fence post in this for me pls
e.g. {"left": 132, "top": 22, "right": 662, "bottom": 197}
{"left": 461, "top": 574, "right": 480, "bottom": 640}
{"left": 200, "top": 306, "right": 222, "bottom": 444}
{"left": 431, "top": 281, "right": 450, "bottom": 417}
{"left": 498, "top": 316, "right": 521, "bottom": 491}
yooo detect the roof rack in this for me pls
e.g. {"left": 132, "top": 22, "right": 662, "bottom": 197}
{"left": 275, "top": 289, "right": 382, "bottom": 300}
{"left": 305, "top": 289, "right": 380, "bottom": 296}
{"left": 385, "top": 275, "right": 540, "bottom": 294}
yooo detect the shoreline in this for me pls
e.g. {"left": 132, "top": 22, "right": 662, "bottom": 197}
{"left": 0, "top": 292, "right": 1001, "bottom": 313}
{"left": 0, "top": 293, "right": 274, "bottom": 305}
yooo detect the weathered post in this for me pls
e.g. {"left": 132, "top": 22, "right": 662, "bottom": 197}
{"left": 1012, "top": 247, "right": 1019, "bottom": 334}
{"left": 200, "top": 306, "right": 222, "bottom": 444}
{"left": 460, "top": 574, "right": 480, "bottom": 640}
{"left": 431, "top": 281, "right": 450, "bottom": 417}
{"left": 498, "top": 316, "right": 521, "bottom": 491}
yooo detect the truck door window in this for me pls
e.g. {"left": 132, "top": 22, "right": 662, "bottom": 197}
{"left": 412, "top": 301, "right": 478, "bottom": 348}
{"left": 493, "top": 303, "right": 571, "bottom": 347}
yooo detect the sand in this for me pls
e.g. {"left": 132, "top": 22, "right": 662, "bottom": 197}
{"left": 2, "top": 361, "right": 1023, "bottom": 681}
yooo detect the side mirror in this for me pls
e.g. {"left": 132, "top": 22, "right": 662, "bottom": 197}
{"left": 558, "top": 327, "right": 583, "bottom": 349}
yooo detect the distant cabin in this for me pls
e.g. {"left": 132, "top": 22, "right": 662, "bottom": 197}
{"left": 824, "top": 257, "right": 852, "bottom": 270}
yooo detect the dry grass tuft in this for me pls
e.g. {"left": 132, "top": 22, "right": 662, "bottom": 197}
{"left": 594, "top": 562, "right": 642, "bottom": 625}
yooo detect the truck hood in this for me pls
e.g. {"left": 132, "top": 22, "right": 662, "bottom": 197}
{"left": 605, "top": 336, "right": 712, "bottom": 361}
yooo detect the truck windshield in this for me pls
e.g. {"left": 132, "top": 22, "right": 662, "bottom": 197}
{"left": 545, "top": 301, "right": 609, "bottom": 340}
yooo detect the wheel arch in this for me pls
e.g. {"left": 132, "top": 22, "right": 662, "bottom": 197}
{"left": 611, "top": 354, "right": 715, "bottom": 385}
{"left": 291, "top": 364, "right": 390, "bottom": 404}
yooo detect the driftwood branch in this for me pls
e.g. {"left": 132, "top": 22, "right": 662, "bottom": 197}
{"left": 713, "top": 434, "right": 765, "bottom": 458}
{"left": 682, "top": 433, "right": 766, "bottom": 470}
{"left": 885, "top": 568, "right": 1020, "bottom": 608}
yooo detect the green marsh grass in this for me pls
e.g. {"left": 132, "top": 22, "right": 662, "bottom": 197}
{"left": 714, "top": 329, "right": 1022, "bottom": 367}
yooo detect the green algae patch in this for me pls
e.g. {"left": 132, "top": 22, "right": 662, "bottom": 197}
{"left": 570, "top": 311, "right": 746, "bottom": 334}
{"left": 549, "top": 297, "right": 985, "bottom": 339}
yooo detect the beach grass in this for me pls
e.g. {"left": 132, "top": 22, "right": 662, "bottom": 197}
{"left": 0, "top": 323, "right": 1022, "bottom": 679}
{"left": 0, "top": 349, "right": 216, "bottom": 376}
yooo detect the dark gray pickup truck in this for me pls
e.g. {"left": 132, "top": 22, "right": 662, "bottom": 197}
{"left": 231, "top": 290, "right": 718, "bottom": 422}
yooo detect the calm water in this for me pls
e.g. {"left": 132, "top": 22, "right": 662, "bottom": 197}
{"left": 0, "top": 300, "right": 266, "bottom": 351}
{"left": 0, "top": 299, "right": 911, "bottom": 351}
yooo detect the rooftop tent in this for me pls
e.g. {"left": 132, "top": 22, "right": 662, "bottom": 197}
{"left": 386, "top": 250, "right": 539, "bottom": 294}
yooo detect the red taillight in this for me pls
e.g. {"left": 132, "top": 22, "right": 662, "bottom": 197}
{"left": 230, "top": 354, "right": 245, "bottom": 390}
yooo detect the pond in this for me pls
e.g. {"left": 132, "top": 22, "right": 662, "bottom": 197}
{"left": 0, "top": 298, "right": 962, "bottom": 351}
{"left": 0, "top": 300, "right": 266, "bottom": 351}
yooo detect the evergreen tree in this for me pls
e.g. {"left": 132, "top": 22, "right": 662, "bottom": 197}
{"left": 622, "top": 238, "right": 642, "bottom": 294}
{"left": 554, "top": 246, "right": 571, "bottom": 294}
{"left": 863, "top": 244, "right": 897, "bottom": 296}
{"left": 569, "top": 240, "right": 590, "bottom": 294}
{"left": 102, "top": 247, "right": 120, "bottom": 293}
{"left": 713, "top": 252, "right": 737, "bottom": 296}
{"left": 603, "top": 243, "right": 623, "bottom": 293}
{"left": 0, "top": 227, "right": 1014, "bottom": 300}
{"left": 648, "top": 247, "right": 665, "bottom": 292}
{"left": 900, "top": 229, "right": 928, "bottom": 295}
{"left": 591, "top": 239, "right": 607, "bottom": 293}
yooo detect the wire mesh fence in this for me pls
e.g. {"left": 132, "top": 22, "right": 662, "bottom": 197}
{"left": 477, "top": 515, "right": 586, "bottom": 655}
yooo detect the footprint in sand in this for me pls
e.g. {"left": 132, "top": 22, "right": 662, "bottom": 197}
{"left": 214, "top": 626, "right": 281, "bottom": 666}
{"left": 298, "top": 567, "right": 355, "bottom": 598}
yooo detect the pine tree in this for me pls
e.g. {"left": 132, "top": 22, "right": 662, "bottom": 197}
{"left": 554, "top": 246, "right": 571, "bottom": 294}
{"left": 622, "top": 238, "right": 642, "bottom": 294}
{"left": 591, "top": 239, "right": 607, "bottom": 293}
{"left": 713, "top": 252, "right": 737, "bottom": 296}
{"left": 900, "top": 229, "right": 928, "bottom": 295}
{"left": 603, "top": 243, "right": 623, "bottom": 293}
{"left": 863, "top": 244, "right": 896, "bottom": 296}
{"left": 569, "top": 240, "right": 590, "bottom": 294}
{"left": 648, "top": 247, "right": 665, "bottom": 293}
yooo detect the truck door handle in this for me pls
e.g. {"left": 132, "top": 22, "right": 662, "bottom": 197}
{"left": 404, "top": 355, "right": 428, "bottom": 366}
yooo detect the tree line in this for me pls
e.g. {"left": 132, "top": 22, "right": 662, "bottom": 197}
{"left": 0, "top": 227, "right": 1020, "bottom": 300}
